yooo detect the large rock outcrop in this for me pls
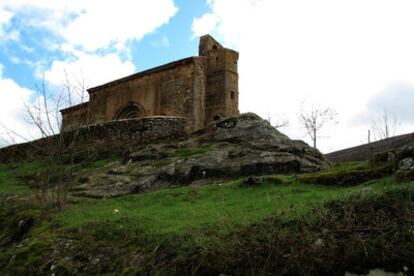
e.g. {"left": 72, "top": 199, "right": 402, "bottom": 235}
{"left": 72, "top": 113, "right": 330, "bottom": 198}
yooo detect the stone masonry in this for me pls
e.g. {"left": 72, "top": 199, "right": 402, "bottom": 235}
{"left": 0, "top": 117, "right": 188, "bottom": 162}
{"left": 60, "top": 35, "right": 239, "bottom": 132}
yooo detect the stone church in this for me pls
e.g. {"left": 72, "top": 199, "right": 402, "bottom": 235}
{"left": 60, "top": 35, "right": 239, "bottom": 132}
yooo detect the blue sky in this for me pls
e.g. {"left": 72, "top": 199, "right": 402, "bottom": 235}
{"left": 0, "top": 0, "right": 208, "bottom": 88}
{"left": 1, "top": 0, "right": 414, "bottom": 152}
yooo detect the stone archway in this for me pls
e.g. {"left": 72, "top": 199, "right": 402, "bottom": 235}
{"left": 113, "top": 102, "right": 144, "bottom": 120}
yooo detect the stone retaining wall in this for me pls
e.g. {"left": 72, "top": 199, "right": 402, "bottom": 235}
{"left": 326, "top": 132, "right": 414, "bottom": 163}
{"left": 0, "top": 116, "right": 188, "bottom": 163}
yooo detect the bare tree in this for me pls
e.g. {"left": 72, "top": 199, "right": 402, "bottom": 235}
{"left": 22, "top": 71, "right": 88, "bottom": 137}
{"left": 23, "top": 77, "right": 60, "bottom": 137}
{"left": 370, "top": 110, "right": 399, "bottom": 148}
{"left": 266, "top": 112, "right": 290, "bottom": 130}
{"left": 299, "top": 106, "right": 338, "bottom": 149}
{"left": 1, "top": 72, "right": 90, "bottom": 209}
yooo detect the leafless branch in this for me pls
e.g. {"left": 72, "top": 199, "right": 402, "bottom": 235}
{"left": 370, "top": 110, "right": 399, "bottom": 149}
{"left": 267, "top": 112, "right": 290, "bottom": 130}
{"left": 299, "top": 105, "right": 338, "bottom": 149}
{"left": 5, "top": 70, "right": 90, "bottom": 209}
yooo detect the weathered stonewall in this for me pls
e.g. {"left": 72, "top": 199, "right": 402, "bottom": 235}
{"left": 73, "top": 113, "right": 331, "bottom": 198}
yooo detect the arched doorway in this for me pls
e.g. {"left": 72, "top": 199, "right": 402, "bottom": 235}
{"left": 113, "top": 102, "right": 144, "bottom": 120}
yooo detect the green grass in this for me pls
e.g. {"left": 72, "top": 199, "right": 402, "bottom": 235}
{"left": 174, "top": 144, "right": 211, "bottom": 158}
{"left": 1, "top": 156, "right": 414, "bottom": 275}
{"left": 57, "top": 177, "right": 409, "bottom": 236}
{"left": 83, "top": 157, "right": 120, "bottom": 169}
{"left": 332, "top": 161, "right": 368, "bottom": 171}
{"left": 0, "top": 159, "right": 51, "bottom": 194}
{"left": 0, "top": 163, "right": 30, "bottom": 194}
{"left": 5, "top": 159, "right": 46, "bottom": 175}
{"left": 0, "top": 158, "right": 119, "bottom": 194}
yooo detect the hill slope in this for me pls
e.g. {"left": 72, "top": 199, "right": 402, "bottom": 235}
{"left": 1, "top": 114, "right": 414, "bottom": 275}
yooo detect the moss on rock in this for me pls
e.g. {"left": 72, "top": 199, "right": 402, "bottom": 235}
{"left": 298, "top": 163, "right": 394, "bottom": 186}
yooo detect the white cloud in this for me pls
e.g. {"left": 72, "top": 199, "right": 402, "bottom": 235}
{"left": 161, "top": 36, "right": 169, "bottom": 47}
{"left": 193, "top": 0, "right": 414, "bottom": 152}
{"left": 355, "top": 84, "right": 414, "bottom": 136}
{"left": 21, "top": 45, "right": 34, "bottom": 53}
{"left": 9, "top": 56, "right": 21, "bottom": 64}
{"left": 42, "top": 52, "right": 135, "bottom": 104}
{"left": 62, "top": 0, "right": 178, "bottom": 51}
{"left": 192, "top": 13, "right": 219, "bottom": 37}
{"left": 0, "top": 6, "right": 17, "bottom": 40}
{"left": 1, "top": 1, "right": 178, "bottom": 143}
{"left": 151, "top": 35, "right": 170, "bottom": 47}
{"left": 2, "top": 0, "right": 178, "bottom": 51}
{"left": 0, "top": 8, "right": 13, "bottom": 25}
{"left": 361, "top": 84, "right": 414, "bottom": 123}
{"left": 0, "top": 52, "right": 136, "bottom": 145}
{"left": 0, "top": 64, "right": 39, "bottom": 143}
{"left": 44, "top": 53, "right": 135, "bottom": 88}
{"left": 0, "top": 7, "right": 13, "bottom": 32}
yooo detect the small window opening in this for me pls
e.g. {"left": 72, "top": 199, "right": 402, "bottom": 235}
{"left": 230, "top": 91, "right": 235, "bottom": 99}
{"left": 212, "top": 45, "right": 218, "bottom": 50}
{"left": 213, "top": 115, "right": 221, "bottom": 121}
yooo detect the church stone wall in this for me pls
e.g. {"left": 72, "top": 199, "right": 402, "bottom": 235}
{"left": 60, "top": 35, "right": 239, "bottom": 133}
{"left": 61, "top": 102, "right": 89, "bottom": 132}
{"left": 200, "top": 35, "right": 239, "bottom": 122}
{"left": 86, "top": 58, "right": 207, "bottom": 131}
{"left": 0, "top": 117, "right": 188, "bottom": 163}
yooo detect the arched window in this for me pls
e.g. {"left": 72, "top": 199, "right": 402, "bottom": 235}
{"left": 113, "top": 102, "right": 144, "bottom": 120}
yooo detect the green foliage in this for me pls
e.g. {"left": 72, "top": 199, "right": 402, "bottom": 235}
{"left": 140, "top": 158, "right": 171, "bottom": 168}
{"left": 154, "top": 185, "right": 414, "bottom": 275}
{"left": 298, "top": 162, "right": 395, "bottom": 186}
{"left": 0, "top": 162, "right": 36, "bottom": 194}
{"left": 57, "top": 177, "right": 405, "bottom": 236}
{"left": 331, "top": 161, "right": 369, "bottom": 171}
{"left": 83, "top": 156, "right": 120, "bottom": 169}
{"left": 8, "top": 239, "right": 50, "bottom": 273}
{"left": 0, "top": 200, "right": 48, "bottom": 274}
{"left": 0, "top": 169, "right": 26, "bottom": 194}
{"left": 396, "top": 169, "right": 414, "bottom": 181}
{"left": 1, "top": 155, "right": 414, "bottom": 274}
{"left": 0, "top": 200, "right": 41, "bottom": 243}
{"left": 174, "top": 144, "right": 211, "bottom": 158}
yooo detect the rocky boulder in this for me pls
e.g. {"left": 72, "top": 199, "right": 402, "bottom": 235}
{"left": 394, "top": 145, "right": 414, "bottom": 181}
{"left": 73, "top": 113, "right": 331, "bottom": 198}
{"left": 194, "top": 113, "right": 291, "bottom": 145}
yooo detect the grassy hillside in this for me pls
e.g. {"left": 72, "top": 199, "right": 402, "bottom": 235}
{"left": 0, "top": 159, "right": 57, "bottom": 194}
{"left": 0, "top": 159, "right": 413, "bottom": 275}
{"left": 58, "top": 177, "right": 403, "bottom": 236}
